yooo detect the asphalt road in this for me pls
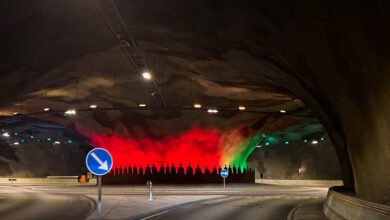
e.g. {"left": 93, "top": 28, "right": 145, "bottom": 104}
{"left": 0, "top": 186, "right": 95, "bottom": 220}
{"left": 137, "top": 196, "right": 323, "bottom": 220}
{"left": 0, "top": 184, "right": 328, "bottom": 219}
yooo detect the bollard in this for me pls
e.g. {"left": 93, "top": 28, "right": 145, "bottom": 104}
{"left": 147, "top": 181, "right": 153, "bottom": 201}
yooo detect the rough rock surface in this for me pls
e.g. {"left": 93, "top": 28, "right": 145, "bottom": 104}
{"left": 0, "top": 1, "right": 389, "bottom": 203}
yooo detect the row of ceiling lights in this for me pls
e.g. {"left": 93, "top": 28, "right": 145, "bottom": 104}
{"left": 1, "top": 130, "right": 73, "bottom": 146}
{"left": 256, "top": 137, "right": 326, "bottom": 148}
{"left": 141, "top": 72, "right": 288, "bottom": 114}
{"left": 38, "top": 103, "right": 288, "bottom": 117}
{"left": 10, "top": 71, "right": 288, "bottom": 116}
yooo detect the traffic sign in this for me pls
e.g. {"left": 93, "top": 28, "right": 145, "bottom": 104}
{"left": 86, "top": 148, "right": 113, "bottom": 176}
{"left": 220, "top": 169, "right": 229, "bottom": 178}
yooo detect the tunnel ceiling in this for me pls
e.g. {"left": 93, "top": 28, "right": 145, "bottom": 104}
{"left": 0, "top": 0, "right": 310, "bottom": 119}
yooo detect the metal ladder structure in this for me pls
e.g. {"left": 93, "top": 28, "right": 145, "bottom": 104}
{"left": 94, "top": 0, "right": 167, "bottom": 107}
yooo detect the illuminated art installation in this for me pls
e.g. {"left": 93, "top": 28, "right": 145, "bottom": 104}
{"left": 78, "top": 126, "right": 262, "bottom": 173}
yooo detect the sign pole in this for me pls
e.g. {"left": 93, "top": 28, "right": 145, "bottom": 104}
{"left": 98, "top": 176, "right": 102, "bottom": 220}
{"left": 220, "top": 169, "right": 228, "bottom": 189}
{"left": 86, "top": 148, "right": 113, "bottom": 220}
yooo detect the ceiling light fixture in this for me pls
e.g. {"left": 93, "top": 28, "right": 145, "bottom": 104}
{"left": 193, "top": 103, "right": 202, "bottom": 109}
{"left": 64, "top": 109, "right": 76, "bottom": 116}
{"left": 311, "top": 140, "right": 318, "bottom": 145}
{"left": 13, "top": 142, "right": 19, "bottom": 146}
{"left": 142, "top": 72, "right": 152, "bottom": 80}
{"left": 280, "top": 110, "right": 287, "bottom": 113}
{"left": 90, "top": 104, "right": 98, "bottom": 109}
{"left": 207, "top": 109, "right": 218, "bottom": 114}
{"left": 2, "top": 132, "right": 10, "bottom": 137}
{"left": 43, "top": 107, "right": 50, "bottom": 112}
{"left": 138, "top": 103, "right": 147, "bottom": 108}
{"left": 238, "top": 106, "right": 246, "bottom": 111}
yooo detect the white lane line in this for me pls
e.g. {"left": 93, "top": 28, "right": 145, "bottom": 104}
{"left": 200, "top": 197, "right": 233, "bottom": 204}
{"left": 140, "top": 210, "right": 171, "bottom": 220}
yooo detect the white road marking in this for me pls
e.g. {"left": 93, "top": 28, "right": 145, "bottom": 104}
{"left": 140, "top": 210, "right": 171, "bottom": 220}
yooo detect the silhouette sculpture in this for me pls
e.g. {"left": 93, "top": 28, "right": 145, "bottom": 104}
{"left": 103, "top": 164, "right": 255, "bottom": 184}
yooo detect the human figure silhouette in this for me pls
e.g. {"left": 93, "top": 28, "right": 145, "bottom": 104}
{"left": 133, "top": 165, "right": 138, "bottom": 175}
{"left": 178, "top": 164, "right": 185, "bottom": 175}
{"left": 145, "top": 164, "right": 151, "bottom": 176}
{"left": 233, "top": 164, "right": 237, "bottom": 175}
{"left": 152, "top": 164, "right": 158, "bottom": 175}
{"left": 165, "top": 164, "right": 170, "bottom": 175}
{"left": 171, "top": 164, "right": 177, "bottom": 175}
{"left": 128, "top": 165, "right": 132, "bottom": 175}
{"left": 139, "top": 166, "right": 143, "bottom": 175}
{"left": 212, "top": 166, "right": 218, "bottom": 175}
{"left": 204, "top": 166, "right": 211, "bottom": 175}
{"left": 237, "top": 165, "right": 242, "bottom": 174}
{"left": 195, "top": 164, "right": 202, "bottom": 176}
{"left": 186, "top": 164, "right": 193, "bottom": 176}
{"left": 159, "top": 164, "right": 165, "bottom": 174}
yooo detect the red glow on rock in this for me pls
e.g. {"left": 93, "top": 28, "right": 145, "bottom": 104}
{"left": 88, "top": 128, "right": 223, "bottom": 171}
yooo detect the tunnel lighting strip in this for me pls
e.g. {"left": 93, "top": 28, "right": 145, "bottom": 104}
{"left": 3, "top": 106, "right": 314, "bottom": 119}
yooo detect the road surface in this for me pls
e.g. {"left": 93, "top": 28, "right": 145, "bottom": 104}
{"left": 0, "top": 184, "right": 328, "bottom": 219}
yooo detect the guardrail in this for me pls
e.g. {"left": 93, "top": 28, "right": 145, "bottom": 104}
{"left": 324, "top": 187, "right": 390, "bottom": 220}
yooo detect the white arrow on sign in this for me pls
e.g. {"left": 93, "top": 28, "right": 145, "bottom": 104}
{"left": 91, "top": 152, "right": 108, "bottom": 170}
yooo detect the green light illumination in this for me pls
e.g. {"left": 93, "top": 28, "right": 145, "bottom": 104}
{"left": 222, "top": 132, "right": 263, "bottom": 172}
{"left": 264, "top": 135, "right": 279, "bottom": 144}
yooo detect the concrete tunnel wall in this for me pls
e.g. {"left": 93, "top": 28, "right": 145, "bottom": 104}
{"left": 0, "top": 0, "right": 389, "bottom": 204}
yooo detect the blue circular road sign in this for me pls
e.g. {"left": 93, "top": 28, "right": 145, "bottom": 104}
{"left": 220, "top": 169, "right": 229, "bottom": 178}
{"left": 86, "top": 148, "right": 113, "bottom": 176}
